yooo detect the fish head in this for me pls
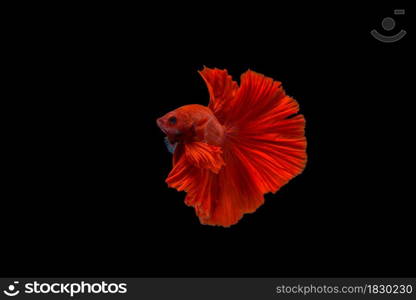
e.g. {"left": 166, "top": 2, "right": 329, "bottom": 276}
{"left": 157, "top": 109, "right": 193, "bottom": 143}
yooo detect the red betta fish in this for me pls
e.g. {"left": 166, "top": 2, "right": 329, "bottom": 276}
{"left": 157, "top": 67, "right": 307, "bottom": 227}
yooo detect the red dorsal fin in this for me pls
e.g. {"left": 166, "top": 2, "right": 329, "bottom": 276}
{"left": 198, "top": 67, "right": 238, "bottom": 124}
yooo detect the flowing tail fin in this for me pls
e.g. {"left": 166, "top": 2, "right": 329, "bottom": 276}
{"left": 167, "top": 67, "right": 307, "bottom": 227}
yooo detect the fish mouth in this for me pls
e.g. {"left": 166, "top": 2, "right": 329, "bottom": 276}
{"left": 156, "top": 118, "right": 168, "bottom": 135}
{"left": 160, "top": 127, "right": 168, "bottom": 135}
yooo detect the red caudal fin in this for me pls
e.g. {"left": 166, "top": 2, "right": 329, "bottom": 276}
{"left": 224, "top": 69, "right": 307, "bottom": 195}
{"left": 200, "top": 68, "right": 307, "bottom": 193}
{"left": 166, "top": 68, "right": 307, "bottom": 227}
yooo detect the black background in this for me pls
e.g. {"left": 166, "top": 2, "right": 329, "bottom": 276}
{"left": 2, "top": 4, "right": 414, "bottom": 277}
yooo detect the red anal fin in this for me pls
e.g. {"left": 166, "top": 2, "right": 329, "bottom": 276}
{"left": 166, "top": 143, "right": 219, "bottom": 220}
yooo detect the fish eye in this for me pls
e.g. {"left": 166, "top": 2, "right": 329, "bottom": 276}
{"left": 168, "top": 116, "right": 177, "bottom": 125}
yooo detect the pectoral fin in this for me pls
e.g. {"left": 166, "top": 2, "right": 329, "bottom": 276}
{"left": 183, "top": 141, "right": 225, "bottom": 174}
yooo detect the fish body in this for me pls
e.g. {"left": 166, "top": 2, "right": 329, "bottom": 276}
{"left": 157, "top": 104, "right": 225, "bottom": 146}
{"left": 157, "top": 67, "right": 307, "bottom": 227}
